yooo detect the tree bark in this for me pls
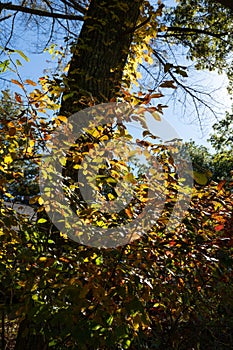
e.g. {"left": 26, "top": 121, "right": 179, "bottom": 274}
{"left": 61, "top": 0, "right": 143, "bottom": 115}
{"left": 15, "top": 317, "right": 48, "bottom": 350}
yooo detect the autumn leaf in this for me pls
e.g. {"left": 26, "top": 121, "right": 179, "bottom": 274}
{"left": 25, "top": 79, "right": 37, "bottom": 86}
{"left": 8, "top": 127, "right": 16, "bottom": 136}
{"left": 151, "top": 111, "right": 161, "bottom": 121}
{"left": 11, "top": 79, "right": 24, "bottom": 90}
{"left": 217, "top": 180, "right": 226, "bottom": 191}
{"left": 4, "top": 154, "right": 13, "bottom": 164}
{"left": 15, "top": 92, "right": 22, "bottom": 103}
{"left": 159, "top": 80, "right": 176, "bottom": 89}
{"left": 57, "top": 115, "right": 68, "bottom": 123}
{"left": 215, "top": 224, "right": 224, "bottom": 231}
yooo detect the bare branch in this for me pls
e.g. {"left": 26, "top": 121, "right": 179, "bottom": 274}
{"left": 59, "top": 0, "right": 86, "bottom": 14}
{"left": 152, "top": 49, "right": 219, "bottom": 123}
{"left": 0, "top": 13, "right": 11, "bottom": 22}
{"left": 0, "top": 2, "right": 84, "bottom": 21}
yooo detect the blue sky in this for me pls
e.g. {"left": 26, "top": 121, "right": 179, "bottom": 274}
{"left": 1, "top": 48, "right": 231, "bottom": 150}
{"left": 0, "top": 0, "right": 232, "bottom": 149}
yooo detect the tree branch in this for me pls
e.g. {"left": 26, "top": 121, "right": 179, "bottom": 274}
{"left": 160, "top": 26, "right": 229, "bottom": 40}
{"left": 59, "top": 0, "right": 86, "bottom": 15}
{"left": 152, "top": 49, "right": 219, "bottom": 125}
{"left": 0, "top": 13, "right": 11, "bottom": 22}
{"left": 0, "top": 2, "right": 84, "bottom": 21}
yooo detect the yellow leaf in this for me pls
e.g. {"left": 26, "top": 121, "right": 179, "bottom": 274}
{"left": 29, "top": 195, "right": 40, "bottom": 204}
{"left": 57, "top": 115, "right": 68, "bottom": 123}
{"left": 59, "top": 156, "right": 67, "bottom": 166}
{"left": 15, "top": 50, "right": 30, "bottom": 62}
{"left": 38, "top": 257, "right": 47, "bottom": 262}
{"left": 60, "top": 232, "right": 68, "bottom": 239}
{"left": 64, "top": 63, "right": 70, "bottom": 72}
{"left": 125, "top": 173, "right": 136, "bottom": 183}
{"left": 73, "top": 164, "right": 81, "bottom": 169}
{"left": 37, "top": 218, "right": 47, "bottom": 224}
{"left": 29, "top": 140, "right": 35, "bottom": 147}
{"left": 38, "top": 197, "right": 44, "bottom": 205}
{"left": 145, "top": 55, "right": 153, "bottom": 65}
{"left": 151, "top": 111, "right": 161, "bottom": 121}
{"left": 4, "top": 155, "right": 13, "bottom": 164}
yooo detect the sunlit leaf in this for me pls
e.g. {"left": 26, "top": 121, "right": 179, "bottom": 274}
{"left": 25, "top": 79, "right": 37, "bottom": 86}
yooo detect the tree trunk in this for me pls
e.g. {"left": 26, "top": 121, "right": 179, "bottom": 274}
{"left": 15, "top": 1, "right": 143, "bottom": 349}
{"left": 61, "top": 0, "right": 143, "bottom": 115}
{"left": 15, "top": 317, "right": 48, "bottom": 350}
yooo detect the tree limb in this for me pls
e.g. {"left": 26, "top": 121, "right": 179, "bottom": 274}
{"left": 0, "top": 2, "right": 84, "bottom": 21}
{"left": 161, "top": 26, "right": 229, "bottom": 40}
{"left": 152, "top": 49, "right": 219, "bottom": 126}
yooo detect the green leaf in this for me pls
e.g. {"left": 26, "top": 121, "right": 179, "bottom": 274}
{"left": 92, "top": 324, "right": 102, "bottom": 330}
{"left": 124, "top": 339, "right": 131, "bottom": 349}
{"left": 15, "top": 50, "right": 30, "bottom": 62}
{"left": 95, "top": 256, "right": 103, "bottom": 265}
{"left": 32, "top": 294, "right": 38, "bottom": 301}
{"left": 16, "top": 59, "right": 22, "bottom": 66}
{"left": 107, "top": 315, "right": 114, "bottom": 325}
{"left": 193, "top": 171, "right": 209, "bottom": 185}
{"left": 37, "top": 218, "right": 47, "bottom": 224}
{"left": 0, "top": 60, "right": 10, "bottom": 73}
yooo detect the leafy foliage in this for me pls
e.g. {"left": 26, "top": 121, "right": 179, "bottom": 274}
{"left": 0, "top": 1, "right": 232, "bottom": 349}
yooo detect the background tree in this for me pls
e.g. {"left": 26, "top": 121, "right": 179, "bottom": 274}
{"left": 0, "top": 90, "right": 40, "bottom": 202}
{"left": 208, "top": 110, "right": 233, "bottom": 182}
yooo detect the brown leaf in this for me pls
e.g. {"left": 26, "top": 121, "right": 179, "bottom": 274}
{"left": 159, "top": 80, "right": 176, "bottom": 89}
{"left": 9, "top": 127, "right": 16, "bottom": 136}
{"left": 11, "top": 79, "right": 24, "bottom": 89}
{"left": 15, "top": 92, "right": 22, "bottom": 103}
{"left": 217, "top": 180, "right": 226, "bottom": 191}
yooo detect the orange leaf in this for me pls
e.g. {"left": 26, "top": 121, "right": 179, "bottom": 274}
{"left": 217, "top": 180, "right": 226, "bottom": 191}
{"left": 15, "top": 92, "right": 22, "bottom": 103}
{"left": 150, "top": 93, "right": 164, "bottom": 98}
{"left": 11, "top": 79, "right": 24, "bottom": 89}
{"left": 57, "top": 115, "right": 68, "bottom": 123}
{"left": 25, "top": 79, "right": 37, "bottom": 86}
{"left": 125, "top": 208, "right": 133, "bottom": 218}
{"left": 7, "top": 121, "right": 15, "bottom": 128}
{"left": 215, "top": 224, "right": 224, "bottom": 231}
